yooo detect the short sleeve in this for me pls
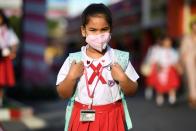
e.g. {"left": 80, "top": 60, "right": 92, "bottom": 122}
{"left": 8, "top": 29, "right": 19, "bottom": 46}
{"left": 56, "top": 57, "right": 71, "bottom": 85}
{"left": 173, "top": 50, "right": 179, "bottom": 63}
{"left": 125, "top": 61, "right": 139, "bottom": 82}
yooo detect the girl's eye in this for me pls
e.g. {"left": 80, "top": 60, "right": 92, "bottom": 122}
{"left": 89, "top": 29, "right": 96, "bottom": 32}
{"left": 102, "top": 28, "right": 109, "bottom": 31}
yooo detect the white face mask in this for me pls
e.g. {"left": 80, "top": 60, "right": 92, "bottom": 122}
{"left": 85, "top": 32, "right": 111, "bottom": 52}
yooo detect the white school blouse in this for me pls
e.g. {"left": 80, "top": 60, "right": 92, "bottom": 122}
{"left": 0, "top": 26, "right": 19, "bottom": 49}
{"left": 56, "top": 46, "right": 139, "bottom": 105}
{"left": 154, "top": 47, "right": 179, "bottom": 68}
{"left": 146, "top": 45, "right": 161, "bottom": 64}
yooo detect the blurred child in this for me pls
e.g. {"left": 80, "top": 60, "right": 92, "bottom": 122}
{"left": 0, "top": 10, "right": 19, "bottom": 107}
{"left": 141, "top": 38, "right": 161, "bottom": 100}
{"left": 56, "top": 3, "right": 139, "bottom": 131}
{"left": 153, "top": 35, "right": 180, "bottom": 106}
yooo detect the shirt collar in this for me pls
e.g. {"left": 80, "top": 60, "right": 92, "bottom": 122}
{"left": 81, "top": 45, "right": 113, "bottom": 67}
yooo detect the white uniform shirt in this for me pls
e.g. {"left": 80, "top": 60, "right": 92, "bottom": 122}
{"left": 56, "top": 46, "right": 139, "bottom": 105}
{"left": 154, "top": 47, "right": 179, "bottom": 68}
{"left": 0, "top": 26, "right": 19, "bottom": 49}
{"left": 149, "top": 45, "right": 161, "bottom": 64}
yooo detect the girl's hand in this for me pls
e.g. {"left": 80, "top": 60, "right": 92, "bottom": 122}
{"left": 9, "top": 52, "right": 17, "bottom": 59}
{"left": 9, "top": 45, "right": 18, "bottom": 59}
{"left": 111, "top": 63, "right": 138, "bottom": 96}
{"left": 111, "top": 63, "right": 127, "bottom": 82}
{"left": 67, "top": 60, "right": 84, "bottom": 80}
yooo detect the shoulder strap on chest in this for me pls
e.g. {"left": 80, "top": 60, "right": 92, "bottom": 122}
{"left": 113, "top": 49, "right": 132, "bottom": 129}
{"left": 64, "top": 51, "right": 82, "bottom": 131}
{"left": 113, "top": 49, "right": 129, "bottom": 70}
{"left": 69, "top": 51, "right": 82, "bottom": 63}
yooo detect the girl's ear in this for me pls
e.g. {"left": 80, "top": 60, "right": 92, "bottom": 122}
{"left": 81, "top": 26, "right": 86, "bottom": 37}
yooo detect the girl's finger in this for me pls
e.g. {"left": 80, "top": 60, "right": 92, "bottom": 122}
{"left": 71, "top": 60, "right": 76, "bottom": 66}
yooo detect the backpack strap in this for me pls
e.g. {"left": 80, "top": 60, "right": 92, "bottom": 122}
{"left": 64, "top": 90, "right": 77, "bottom": 131}
{"left": 64, "top": 51, "right": 82, "bottom": 131}
{"left": 112, "top": 49, "right": 129, "bottom": 71}
{"left": 121, "top": 92, "right": 133, "bottom": 130}
{"left": 69, "top": 51, "right": 83, "bottom": 63}
{"left": 113, "top": 49, "right": 133, "bottom": 130}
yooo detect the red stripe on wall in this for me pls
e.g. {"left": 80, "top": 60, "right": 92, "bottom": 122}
{"left": 24, "top": 12, "right": 45, "bottom": 22}
{"left": 23, "top": 52, "right": 44, "bottom": 61}
{"left": 24, "top": 0, "right": 45, "bottom": 4}
{"left": 24, "top": 32, "right": 46, "bottom": 45}
{"left": 23, "top": 69, "right": 48, "bottom": 84}
{"left": 10, "top": 109, "right": 21, "bottom": 120}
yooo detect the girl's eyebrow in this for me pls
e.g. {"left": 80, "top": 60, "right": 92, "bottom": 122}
{"left": 88, "top": 26, "right": 109, "bottom": 29}
{"left": 102, "top": 27, "right": 110, "bottom": 29}
{"left": 88, "top": 27, "right": 97, "bottom": 29}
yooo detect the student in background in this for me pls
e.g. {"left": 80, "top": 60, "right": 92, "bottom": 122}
{"left": 153, "top": 35, "right": 180, "bottom": 106}
{"left": 0, "top": 10, "right": 19, "bottom": 107}
{"left": 141, "top": 38, "right": 161, "bottom": 100}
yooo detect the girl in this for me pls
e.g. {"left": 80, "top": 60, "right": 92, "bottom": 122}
{"left": 0, "top": 10, "right": 19, "bottom": 107}
{"left": 153, "top": 35, "right": 180, "bottom": 106}
{"left": 56, "top": 3, "right": 139, "bottom": 131}
{"left": 141, "top": 38, "right": 161, "bottom": 100}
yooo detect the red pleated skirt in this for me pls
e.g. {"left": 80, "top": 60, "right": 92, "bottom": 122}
{"left": 0, "top": 57, "right": 15, "bottom": 87}
{"left": 146, "top": 64, "right": 157, "bottom": 87}
{"left": 68, "top": 100, "right": 126, "bottom": 131}
{"left": 154, "top": 66, "right": 180, "bottom": 94}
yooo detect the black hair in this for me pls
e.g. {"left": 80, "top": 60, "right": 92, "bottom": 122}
{"left": 159, "top": 34, "right": 171, "bottom": 41}
{"left": 0, "top": 10, "right": 9, "bottom": 27}
{"left": 81, "top": 3, "right": 112, "bottom": 29}
{"left": 159, "top": 33, "right": 173, "bottom": 46}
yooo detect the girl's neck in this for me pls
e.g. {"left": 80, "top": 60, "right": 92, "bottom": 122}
{"left": 163, "top": 46, "right": 171, "bottom": 49}
{"left": 0, "top": 25, "right": 7, "bottom": 29}
{"left": 86, "top": 46, "right": 106, "bottom": 59}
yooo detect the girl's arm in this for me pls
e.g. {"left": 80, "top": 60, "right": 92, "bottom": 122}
{"left": 57, "top": 61, "right": 84, "bottom": 99}
{"left": 9, "top": 29, "right": 19, "bottom": 59}
{"left": 10, "top": 44, "right": 18, "bottom": 59}
{"left": 57, "top": 74, "right": 78, "bottom": 99}
{"left": 118, "top": 73, "right": 138, "bottom": 96}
